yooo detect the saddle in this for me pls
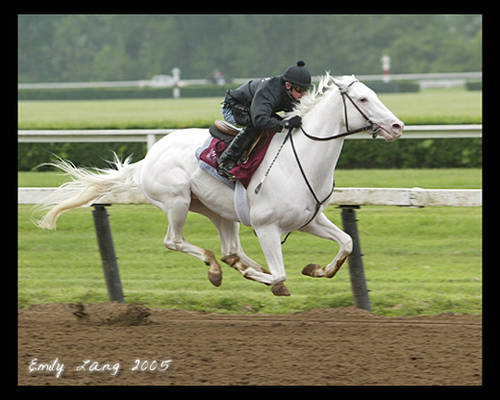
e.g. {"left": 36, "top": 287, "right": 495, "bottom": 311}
{"left": 199, "top": 121, "right": 277, "bottom": 188}
{"left": 209, "top": 120, "right": 241, "bottom": 142}
{"left": 209, "top": 120, "right": 268, "bottom": 161}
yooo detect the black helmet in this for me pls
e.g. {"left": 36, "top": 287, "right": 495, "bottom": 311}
{"left": 283, "top": 60, "right": 312, "bottom": 88}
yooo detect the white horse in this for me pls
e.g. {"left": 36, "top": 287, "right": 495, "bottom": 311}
{"left": 36, "top": 73, "right": 403, "bottom": 296}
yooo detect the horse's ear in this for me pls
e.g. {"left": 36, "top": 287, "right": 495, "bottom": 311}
{"left": 330, "top": 76, "right": 343, "bottom": 90}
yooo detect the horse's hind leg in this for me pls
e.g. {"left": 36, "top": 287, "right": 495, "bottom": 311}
{"left": 162, "top": 197, "right": 222, "bottom": 287}
{"left": 189, "top": 198, "right": 271, "bottom": 282}
{"left": 217, "top": 223, "right": 272, "bottom": 281}
{"left": 300, "top": 212, "right": 353, "bottom": 279}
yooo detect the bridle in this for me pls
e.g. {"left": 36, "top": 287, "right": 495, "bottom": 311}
{"left": 299, "top": 79, "right": 379, "bottom": 141}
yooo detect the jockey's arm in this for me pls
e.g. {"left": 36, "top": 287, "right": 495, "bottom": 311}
{"left": 250, "top": 91, "right": 284, "bottom": 132}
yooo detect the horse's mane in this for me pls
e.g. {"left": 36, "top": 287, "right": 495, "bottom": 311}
{"left": 292, "top": 73, "right": 355, "bottom": 118}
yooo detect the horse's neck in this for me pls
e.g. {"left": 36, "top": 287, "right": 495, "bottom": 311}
{"left": 293, "top": 89, "right": 346, "bottom": 184}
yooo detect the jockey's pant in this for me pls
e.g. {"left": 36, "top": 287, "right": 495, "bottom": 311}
{"left": 222, "top": 104, "right": 238, "bottom": 125}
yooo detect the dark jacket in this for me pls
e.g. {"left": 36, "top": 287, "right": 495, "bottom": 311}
{"left": 225, "top": 76, "right": 296, "bottom": 132}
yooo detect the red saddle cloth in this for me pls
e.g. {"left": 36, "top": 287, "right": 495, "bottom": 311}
{"left": 199, "top": 132, "right": 276, "bottom": 188}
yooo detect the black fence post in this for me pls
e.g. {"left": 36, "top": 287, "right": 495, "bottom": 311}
{"left": 92, "top": 204, "right": 124, "bottom": 303}
{"left": 340, "top": 205, "right": 371, "bottom": 311}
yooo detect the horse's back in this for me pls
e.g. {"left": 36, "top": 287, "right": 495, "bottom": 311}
{"left": 140, "top": 128, "right": 209, "bottom": 202}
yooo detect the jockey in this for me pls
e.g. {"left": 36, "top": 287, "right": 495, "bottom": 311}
{"left": 217, "top": 60, "right": 312, "bottom": 179}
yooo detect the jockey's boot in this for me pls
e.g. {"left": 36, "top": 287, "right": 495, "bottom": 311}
{"left": 217, "top": 127, "right": 259, "bottom": 179}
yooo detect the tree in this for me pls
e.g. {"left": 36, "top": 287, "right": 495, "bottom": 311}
{"left": 18, "top": 14, "right": 482, "bottom": 83}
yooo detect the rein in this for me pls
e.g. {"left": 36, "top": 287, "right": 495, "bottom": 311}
{"left": 256, "top": 79, "right": 378, "bottom": 243}
{"left": 287, "top": 127, "right": 335, "bottom": 226}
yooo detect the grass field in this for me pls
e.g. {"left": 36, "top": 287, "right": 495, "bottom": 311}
{"left": 18, "top": 88, "right": 482, "bottom": 130}
{"left": 18, "top": 169, "right": 482, "bottom": 316}
{"left": 18, "top": 87, "right": 482, "bottom": 315}
{"left": 19, "top": 168, "right": 482, "bottom": 189}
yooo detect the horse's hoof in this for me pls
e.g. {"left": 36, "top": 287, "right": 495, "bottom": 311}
{"left": 302, "top": 263, "right": 325, "bottom": 278}
{"left": 271, "top": 282, "right": 291, "bottom": 296}
{"left": 208, "top": 269, "right": 222, "bottom": 287}
{"left": 324, "top": 255, "right": 348, "bottom": 278}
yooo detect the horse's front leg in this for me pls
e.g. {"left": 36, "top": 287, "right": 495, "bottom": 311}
{"left": 300, "top": 212, "right": 353, "bottom": 279}
{"left": 253, "top": 224, "right": 291, "bottom": 296}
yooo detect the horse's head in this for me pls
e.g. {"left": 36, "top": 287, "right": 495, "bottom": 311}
{"left": 332, "top": 76, "right": 404, "bottom": 142}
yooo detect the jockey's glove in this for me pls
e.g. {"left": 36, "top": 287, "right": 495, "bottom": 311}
{"left": 282, "top": 115, "right": 302, "bottom": 129}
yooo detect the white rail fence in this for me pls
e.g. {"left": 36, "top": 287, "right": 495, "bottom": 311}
{"left": 18, "top": 125, "right": 482, "bottom": 151}
{"left": 18, "top": 187, "right": 482, "bottom": 207}
{"left": 18, "top": 72, "right": 482, "bottom": 90}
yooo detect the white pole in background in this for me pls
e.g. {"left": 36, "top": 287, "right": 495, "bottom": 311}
{"left": 381, "top": 54, "right": 391, "bottom": 83}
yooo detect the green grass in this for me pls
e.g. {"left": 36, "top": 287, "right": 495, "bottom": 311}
{"left": 18, "top": 203, "right": 482, "bottom": 316}
{"left": 18, "top": 88, "right": 482, "bottom": 130}
{"left": 17, "top": 86, "right": 483, "bottom": 316}
{"left": 379, "top": 88, "right": 482, "bottom": 125}
{"left": 18, "top": 168, "right": 482, "bottom": 316}
{"left": 18, "top": 168, "right": 482, "bottom": 189}
{"left": 18, "top": 98, "right": 222, "bottom": 130}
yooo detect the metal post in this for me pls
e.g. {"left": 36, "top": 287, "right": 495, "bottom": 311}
{"left": 340, "top": 205, "right": 371, "bottom": 311}
{"left": 92, "top": 204, "right": 124, "bottom": 303}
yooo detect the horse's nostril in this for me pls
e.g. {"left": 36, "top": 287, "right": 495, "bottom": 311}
{"left": 392, "top": 123, "right": 403, "bottom": 135}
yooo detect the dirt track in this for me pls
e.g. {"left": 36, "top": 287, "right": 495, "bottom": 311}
{"left": 18, "top": 303, "right": 482, "bottom": 386}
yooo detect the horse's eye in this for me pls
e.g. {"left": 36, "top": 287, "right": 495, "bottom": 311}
{"left": 360, "top": 98, "right": 368, "bottom": 103}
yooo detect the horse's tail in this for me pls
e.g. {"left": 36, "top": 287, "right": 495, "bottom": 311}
{"left": 34, "top": 153, "right": 144, "bottom": 230}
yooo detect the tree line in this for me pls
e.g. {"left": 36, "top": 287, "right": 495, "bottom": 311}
{"left": 19, "top": 14, "right": 481, "bottom": 83}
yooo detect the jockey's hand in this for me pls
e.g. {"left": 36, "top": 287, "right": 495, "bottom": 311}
{"left": 283, "top": 115, "right": 302, "bottom": 129}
